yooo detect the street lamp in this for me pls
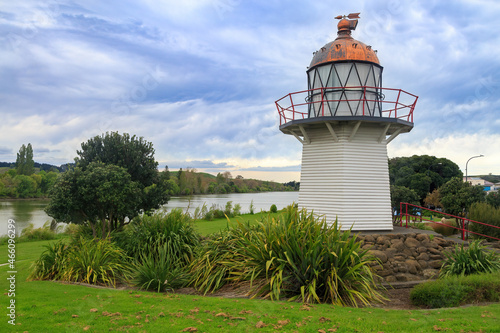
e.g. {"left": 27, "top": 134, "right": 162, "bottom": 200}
{"left": 465, "top": 155, "right": 484, "bottom": 184}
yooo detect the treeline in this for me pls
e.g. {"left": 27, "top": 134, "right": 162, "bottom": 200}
{"left": 163, "top": 168, "right": 299, "bottom": 196}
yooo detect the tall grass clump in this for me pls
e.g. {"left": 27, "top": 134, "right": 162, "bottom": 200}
{"left": 440, "top": 240, "right": 500, "bottom": 277}
{"left": 114, "top": 209, "right": 200, "bottom": 292}
{"left": 30, "top": 237, "right": 131, "bottom": 287}
{"left": 190, "top": 205, "right": 384, "bottom": 306}
{"left": 62, "top": 237, "right": 131, "bottom": 286}
{"left": 469, "top": 202, "right": 500, "bottom": 239}
{"left": 29, "top": 241, "right": 69, "bottom": 281}
{"left": 133, "top": 242, "right": 190, "bottom": 292}
{"left": 114, "top": 209, "right": 200, "bottom": 263}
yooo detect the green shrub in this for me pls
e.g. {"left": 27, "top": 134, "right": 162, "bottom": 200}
{"left": 410, "top": 277, "right": 473, "bottom": 308}
{"left": 19, "top": 222, "right": 58, "bottom": 242}
{"left": 270, "top": 204, "right": 277, "bottom": 213}
{"left": 469, "top": 202, "right": 500, "bottom": 239}
{"left": 114, "top": 209, "right": 200, "bottom": 263}
{"left": 431, "top": 219, "right": 458, "bottom": 236}
{"left": 29, "top": 241, "right": 69, "bottom": 281}
{"left": 440, "top": 240, "right": 500, "bottom": 277}
{"left": 189, "top": 205, "right": 384, "bottom": 306}
{"left": 410, "top": 272, "right": 500, "bottom": 308}
{"left": 133, "top": 242, "right": 189, "bottom": 292}
{"left": 63, "top": 237, "right": 131, "bottom": 287}
{"left": 224, "top": 201, "right": 233, "bottom": 217}
{"left": 233, "top": 203, "right": 241, "bottom": 216}
{"left": 249, "top": 200, "right": 255, "bottom": 214}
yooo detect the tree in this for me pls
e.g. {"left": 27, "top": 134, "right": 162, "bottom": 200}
{"left": 486, "top": 192, "right": 500, "bottom": 209}
{"left": 423, "top": 189, "right": 442, "bottom": 209}
{"left": 74, "top": 132, "right": 169, "bottom": 214}
{"left": 15, "top": 143, "right": 35, "bottom": 176}
{"left": 389, "top": 155, "right": 462, "bottom": 203}
{"left": 390, "top": 185, "right": 419, "bottom": 223}
{"left": 46, "top": 132, "right": 169, "bottom": 237}
{"left": 439, "top": 177, "right": 485, "bottom": 230}
{"left": 46, "top": 162, "right": 141, "bottom": 238}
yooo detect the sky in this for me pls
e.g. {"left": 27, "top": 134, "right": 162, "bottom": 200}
{"left": 1, "top": 0, "right": 499, "bottom": 182}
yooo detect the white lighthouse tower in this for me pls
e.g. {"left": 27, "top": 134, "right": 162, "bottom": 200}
{"left": 276, "top": 14, "right": 418, "bottom": 230}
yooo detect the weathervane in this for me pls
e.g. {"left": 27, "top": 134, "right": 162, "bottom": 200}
{"left": 334, "top": 13, "right": 360, "bottom": 32}
{"left": 335, "top": 13, "right": 360, "bottom": 20}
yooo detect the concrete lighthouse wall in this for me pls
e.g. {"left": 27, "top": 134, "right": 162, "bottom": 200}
{"left": 298, "top": 122, "right": 393, "bottom": 230}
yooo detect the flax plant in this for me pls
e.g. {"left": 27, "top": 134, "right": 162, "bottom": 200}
{"left": 440, "top": 240, "right": 500, "bottom": 277}
{"left": 189, "top": 205, "right": 385, "bottom": 306}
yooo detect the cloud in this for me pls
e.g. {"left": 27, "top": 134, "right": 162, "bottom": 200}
{"left": 0, "top": 0, "right": 499, "bottom": 181}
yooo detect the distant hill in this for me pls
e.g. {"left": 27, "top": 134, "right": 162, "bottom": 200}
{"left": 478, "top": 175, "right": 500, "bottom": 183}
{"left": 0, "top": 161, "right": 64, "bottom": 172}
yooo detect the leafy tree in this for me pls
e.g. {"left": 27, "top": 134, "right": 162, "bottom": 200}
{"left": 389, "top": 155, "right": 462, "bottom": 203}
{"left": 16, "top": 143, "right": 35, "bottom": 176}
{"left": 423, "top": 189, "right": 442, "bottom": 209}
{"left": 15, "top": 175, "right": 37, "bottom": 198}
{"left": 46, "top": 132, "right": 169, "bottom": 238}
{"left": 390, "top": 185, "right": 419, "bottom": 222}
{"left": 486, "top": 192, "right": 500, "bottom": 209}
{"left": 46, "top": 162, "right": 142, "bottom": 238}
{"left": 74, "top": 132, "right": 169, "bottom": 214}
{"left": 439, "top": 177, "right": 485, "bottom": 230}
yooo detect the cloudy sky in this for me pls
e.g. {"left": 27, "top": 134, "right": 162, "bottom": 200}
{"left": 1, "top": 0, "right": 499, "bottom": 182}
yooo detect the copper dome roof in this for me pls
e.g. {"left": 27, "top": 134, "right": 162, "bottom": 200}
{"left": 309, "top": 16, "right": 380, "bottom": 68}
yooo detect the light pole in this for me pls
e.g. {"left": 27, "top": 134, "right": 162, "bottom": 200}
{"left": 465, "top": 155, "right": 484, "bottom": 184}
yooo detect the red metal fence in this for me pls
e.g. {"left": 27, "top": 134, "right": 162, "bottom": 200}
{"left": 399, "top": 202, "right": 500, "bottom": 241}
{"left": 275, "top": 86, "right": 418, "bottom": 126}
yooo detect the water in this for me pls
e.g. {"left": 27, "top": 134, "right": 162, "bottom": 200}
{"left": 0, "top": 192, "right": 299, "bottom": 236}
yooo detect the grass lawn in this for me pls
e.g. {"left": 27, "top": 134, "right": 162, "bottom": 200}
{"left": 1, "top": 219, "right": 499, "bottom": 332}
{"left": 191, "top": 211, "right": 281, "bottom": 235}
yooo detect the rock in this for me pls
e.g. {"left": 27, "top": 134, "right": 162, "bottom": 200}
{"left": 428, "top": 248, "right": 441, "bottom": 255}
{"left": 390, "top": 241, "right": 405, "bottom": 251}
{"left": 433, "top": 237, "right": 448, "bottom": 247}
{"left": 430, "top": 254, "right": 443, "bottom": 260}
{"left": 385, "top": 248, "right": 398, "bottom": 259}
{"left": 377, "top": 270, "right": 393, "bottom": 277}
{"left": 376, "top": 236, "right": 391, "bottom": 246}
{"left": 369, "top": 250, "right": 388, "bottom": 263}
{"left": 418, "top": 260, "right": 429, "bottom": 269}
{"left": 416, "top": 253, "right": 429, "bottom": 261}
{"left": 395, "top": 273, "right": 409, "bottom": 282}
{"left": 417, "top": 246, "right": 428, "bottom": 253}
{"left": 429, "top": 260, "right": 443, "bottom": 269}
{"left": 404, "top": 237, "right": 420, "bottom": 248}
{"left": 363, "top": 235, "right": 375, "bottom": 243}
{"left": 405, "top": 260, "right": 421, "bottom": 274}
{"left": 428, "top": 241, "right": 439, "bottom": 249}
{"left": 422, "top": 269, "right": 439, "bottom": 279}
{"left": 385, "top": 275, "right": 397, "bottom": 283}
{"left": 416, "top": 234, "right": 430, "bottom": 242}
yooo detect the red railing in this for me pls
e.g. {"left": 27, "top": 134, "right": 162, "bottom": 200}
{"left": 275, "top": 86, "right": 418, "bottom": 126}
{"left": 399, "top": 202, "right": 500, "bottom": 242}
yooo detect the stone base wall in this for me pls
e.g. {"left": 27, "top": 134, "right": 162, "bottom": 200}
{"left": 357, "top": 233, "right": 457, "bottom": 283}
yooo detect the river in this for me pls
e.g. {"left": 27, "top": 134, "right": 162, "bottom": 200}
{"left": 0, "top": 191, "right": 299, "bottom": 236}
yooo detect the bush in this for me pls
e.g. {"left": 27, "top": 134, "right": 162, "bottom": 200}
{"left": 440, "top": 240, "right": 500, "bottom": 277}
{"left": 469, "top": 202, "right": 500, "bottom": 239}
{"left": 233, "top": 203, "right": 241, "bottom": 216}
{"left": 189, "top": 205, "right": 384, "bottom": 306}
{"left": 410, "top": 272, "right": 500, "bottom": 308}
{"left": 19, "top": 222, "right": 58, "bottom": 242}
{"left": 114, "top": 209, "right": 200, "bottom": 263}
{"left": 270, "top": 204, "right": 277, "bottom": 213}
{"left": 430, "top": 219, "right": 458, "bottom": 236}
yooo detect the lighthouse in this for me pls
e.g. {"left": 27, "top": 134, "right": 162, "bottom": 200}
{"left": 275, "top": 13, "right": 418, "bottom": 230}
